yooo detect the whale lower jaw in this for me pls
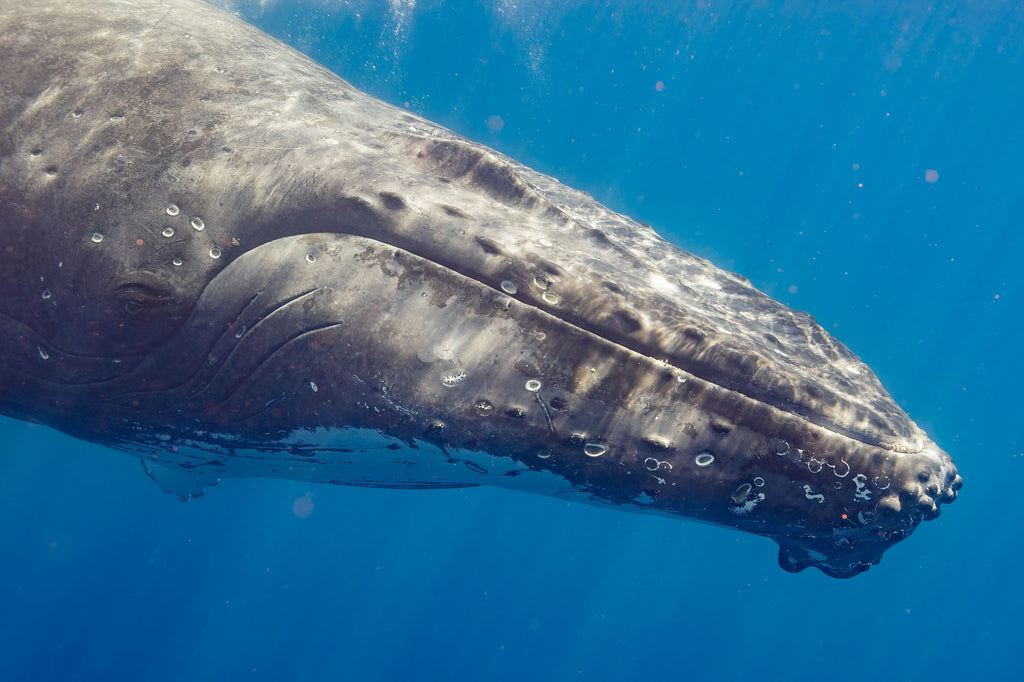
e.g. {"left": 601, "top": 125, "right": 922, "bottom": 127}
{"left": 129, "top": 423, "right": 954, "bottom": 579}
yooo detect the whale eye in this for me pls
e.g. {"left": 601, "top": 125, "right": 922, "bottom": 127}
{"left": 111, "top": 282, "right": 176, "bottom": 320}
{"left": 94, "top": 280, "right": 186, "bottom": 354}
{"left": 122, "top": 299, "right": 144, "bottom": 315}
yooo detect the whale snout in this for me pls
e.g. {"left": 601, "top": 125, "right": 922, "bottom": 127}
{"left": 897, "top": 440, "right": 961, "bottom": 521}
{"left": 776, "top": 439, "right": 959, "bottom": 578}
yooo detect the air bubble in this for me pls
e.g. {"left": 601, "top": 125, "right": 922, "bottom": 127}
{"left": 172, "top": 258, "right": 183, "bottom": 267}
{"left": 474, "top": 399, "right": 495, "bottom": 417}
{"left": 166, "top": 204, "right": 180, "bottom": 216}
{"left": 542, "top": 291, "right": 560, "bottom": 305}
{"left": 538, "top": 238, "right": 553, "bottom": 247}
{"left": 536, "top": 451, "right": 551, "bottom": 459}
{"left": 695, "top": 453, "right": 715, "bottom": 467}
{"left": 525, "top": 379, "right": 542, "bottom": 392}
{"left": 532, "top": 276, "right": 550, "bottom": 290}
{"left": 29, "top": 149, "right": 42, "bottom": 158}
{"left": 753, "top": 477, "right": 765, "bottom": 487}
{"left": 41, "top": 289, "right": 51, "bottom": 300}
{"left": 584, "top": 443, "right": 607, "bottom": 457}
{"left": 91, "top": 233, "right": 104, "bottom": 243}
{"left": 162, "top": 227, "right": 174, "bottom": 238}
{"left": 310, "top": 381, "right": 318, "bottom": 392}
{"left": 208, "top": 247, "right": 221, "bottom": 259}
{"left": 500, "top": 280, "right": 517, "bottom": 295}
{"left": 807, "top": 458, "right": 823, "bottom": 474}
{"left": 71, "top": 111, "right": 83, "bottom": 118}
{"left": 37, "top": 346, "right": 50, "bottom": 360}
{"left": 305, "top": 253, "right": 316, "bottom": 264}
{"left": 190, "top": 217, "right": 205, "bottom": 231}
{"left": 235, "top": 324, "right": 247, "bottom": 339}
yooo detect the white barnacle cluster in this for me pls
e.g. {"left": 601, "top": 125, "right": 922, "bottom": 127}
{"left": 729, "top": 493, "right": 765, "bottom": 515}
{"left": 644, "top": 457, "right": 671, "bottom": 472}
{"left": 158, "top": 200, "right": 224, "bottom": 267}
{"left": 802, "top": 484, "right": 825, "bottom": 504}
{"left": 531, "top": 274, "right": 560, "bottom": 304}
{"left": 441, "top": 369, "right": 467, "bottom": 387}
{"left": 852, "top": 473, "right": 871, "bottom": 501}
{"left": 828, "top": 459, "right": 851, "bottom": 478}
{"left": 728, "top": 481, "right": 766, "bottom": 515}
{"left": 541, "top": 291, "right": 560, "bottom": 305}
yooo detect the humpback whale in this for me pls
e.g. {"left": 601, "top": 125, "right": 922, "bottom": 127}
{"left": 0, "top": 0, "right": 959, "bottom": 578}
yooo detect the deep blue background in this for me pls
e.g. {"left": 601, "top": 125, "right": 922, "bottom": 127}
{"left": 2, "top": 1, "right": 1020, "bottom": 680}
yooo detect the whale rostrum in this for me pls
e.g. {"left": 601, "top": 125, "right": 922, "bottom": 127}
{"left": 0, "top": 0, "right": 960, "bottom": 577}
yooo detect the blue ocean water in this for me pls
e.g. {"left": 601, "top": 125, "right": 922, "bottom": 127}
{"left": 1, "top": 1, "right": 1020, "bottom": 680}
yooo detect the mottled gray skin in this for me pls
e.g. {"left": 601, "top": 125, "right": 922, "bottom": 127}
{"left": 0, "top": 0, "right": 959, "bottom": 577}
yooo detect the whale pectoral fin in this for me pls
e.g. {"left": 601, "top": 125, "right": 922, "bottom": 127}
{"left": 141, "top": 459, "right": 220, "bottom": 501}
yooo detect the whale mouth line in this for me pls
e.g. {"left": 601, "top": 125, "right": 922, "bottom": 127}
{"left": 317, "top": 230, "right": 929, "bottom": 456}
{"left": 147, "top": 230, "right": 938, "bottom": 461}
